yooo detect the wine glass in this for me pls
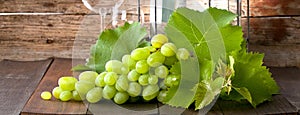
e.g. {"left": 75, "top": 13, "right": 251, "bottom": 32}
{"left": 82, "top": 0, "right": 124, "bottom": 31}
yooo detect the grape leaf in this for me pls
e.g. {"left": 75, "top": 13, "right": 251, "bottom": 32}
{"left": 226, "top": 50, "right": 280, "bottom": 107}
{"left": 164, "top": 7, "right": 244, "bottom": 109}
{"left": 74, "top": 22, "right": 147, "bottom": 73}
{"left": 165, "top": 7, "right": 243, "bottom": 62}
{"left": 194, "top": 77, "right": 224, "bottom": 110}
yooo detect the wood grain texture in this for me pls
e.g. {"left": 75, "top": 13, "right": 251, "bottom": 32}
{"left": 270, "top": 67, "right": 300, "bottom": 111}
{"left": 242, "top": 17, "right": 300, "bottom": 45}
{"left": 241, "top": 0, "right": 300, "bottom": 17}
{"left": 0, "top": 58, "right": 52, "bottom": 115}
{"left": 0, "top": 0, "right": 90, "bottom": 13}
{"left": 22, "top": 58, "right": 88, "bottom": 114}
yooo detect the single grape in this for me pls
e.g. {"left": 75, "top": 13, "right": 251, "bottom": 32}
{"left": 157, "top": 90, "right": 168, "bottom": 102}
{"left": 41, "top": 91, "right": 52, "bottom": 100}
{"left": 161, "top": 43, "right": 177, "bottom": 57}
{"left": 131, "top": 48, "right": 150, "bottom": 61}
{"left": 104, "top": 72, "right": 118, "bottom": 85}
{"left": 147, "top": 51, "right": 165, "bottom": 67}
{"left": 151, "top": 34, "right": 168, "bottom": 48}
{"left": 72, "top": 90, "right": 83, "bottom": 101}
{"left": 164, "top": 74, "right": 181, "bottom": 87}
{"left": 164, "top": 55, "right": 178, "bottom": 66}
{"left": 138, "top": 74, "right": 149, "bottom": 86}
{"left": 105, "top": 60, "right": 124, "bottom": 74}
{"left": 114, "top": 92, "right": 129, "bottom": 104}
{"left": 95, "top": 72, "right": 107, "bottom": 87}
{"left": 122, "top": 55, "right": 137, "bottom": 69}
{"left": 155, "top": 65, "right": 169, "bottom": 78}
{"left": 136, "top": 60, "right": 149, "bottom": 74}
{"left": 176, "top": 48, "right": 190, "bottom": 60}
{"left": 127, "top": 70, "right": 140, "bottom": 81}
{"left": 52, "top": 86, "right": 63, "bottom": 99}
{"left": 148, "top": 75, "right": 159, "bottom": 85}
{"left": 115, "top": 75, "right": 129, "bottom": 92}
{"left": 121, "top": 65, "right": 129, "bottom": 75}
{"left": 86, "top": 87, "right": 103, "bottom": 103}
{"left": 145, "top": 46, "right": 157, "bottom": 52}
{"left": 75, "top": 80, "right": 95, "bottom": 95}
{"left": 59, "top": 91, "right": 72, "bottom": 101}
{"left": 58, "top": 76, "right": 78, "bottom": 91}
{"left": 78, "top": 71, "right": 98, "bottom": 83}
{"left": 142, "top": 84, "right": 159, "bottom": 101}
{"left": 127, "top": 82, "right": 142, "bottom": 97}
{"left": 102, "top": 85, "right": 117, "bottom": 99}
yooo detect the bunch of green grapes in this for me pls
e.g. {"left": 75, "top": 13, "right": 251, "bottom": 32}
{"left": 41, "top": 34, "right": 190, "bottom": 104}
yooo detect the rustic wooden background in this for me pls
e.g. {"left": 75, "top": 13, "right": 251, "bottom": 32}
{"left": 0, "top": 0, "right": 299, "bottom": 67}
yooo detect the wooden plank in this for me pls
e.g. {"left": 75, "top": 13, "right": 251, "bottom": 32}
{"left": 0, "top": 0, "right": 148, "bottom": 14}
{"left": 0, "top": 0, "right": 90, "bottom": 13}
{"left": 22, "top": 58, "right": 88, "bottom": 114}
{"left": 242, "top": 17, "right": 300, "bottom": 46}
{"left": 241, "top": 0, "right": 300, "bottom": 17}
{"left": 248, "top": 45, "right": 300, "bottom": 67}
{"left": 270, "top": 67, "right": 300, "bottom": 111}
{"left": 0, "top": 58, "right": 52, "bottom": 115}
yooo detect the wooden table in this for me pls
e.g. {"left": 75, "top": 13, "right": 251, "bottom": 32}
{"left": 0, "top": 58, "right": 299, "bottom": 115}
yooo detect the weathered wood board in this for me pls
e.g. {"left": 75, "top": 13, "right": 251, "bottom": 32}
{"left": 0, "top": 58, "right": 52, "bottom": 115}
{"left": 21, "top": 58, "right": 88, "bottom": 114}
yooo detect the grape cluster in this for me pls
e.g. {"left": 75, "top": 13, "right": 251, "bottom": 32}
{"left": 41, "top": 34, "right": 190, "bottom": 104}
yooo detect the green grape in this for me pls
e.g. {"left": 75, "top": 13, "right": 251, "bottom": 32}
{"left": 161, "top": 43, "right": 177, "bottom": 57}
{"left": 127, "top": 82, "right": 142, "bottom": 97}
{"left": 159, "top": 81, "right": 167, "bottom": 90}
{"left": 122, "top": 55, "right": 137, "bottom": 69}
{"left": 105, "top": 60, "right": 124, "bottom": 74}
{"left": 136, "top": 60, "right": 149, "bottom": 74}
{"left": 164, "top": 74, "right": 181, "bottom": 87}
{"left": 176, "top": 48, "right": 190, "bottom": 60}
{"left": 145, "top": 46, "right": 157, "bottom": 52}
{"left": 86, "top": 87, "right": 103, "bottom": 103}
{"left": 142, "top": 84, "right": 159, "bottom": 101}
{"left": 59, "top": 91, "right": 72, "bottom": 101}
{"left": 114, "top": 92, "right": 129, "bottom": 104}
{"left": 52, "top": 86, "right": 63, "bottom": 99}
{"left": 138, "top": 74, "right": 149, "bottom": 86}
{"left": 58, "top": 76, "right": 78, "bottom": 91}
{"left": 95, "top": 72, "right": 107, "bottom": 87}
{"left": 131, "top": 48, "right": 150, "bottom": 61}
{"left": 127, "top": 70, "right": 140, "bottom": 81}
{"left": 75, "top": 80, "right": 95, "bottom": 95}
{"left": 147, "top": 51, "right": 165, "bottom": 67}
{"left": 164, "top": 55, "right": 178, "bottom": 66}
{"left": 79, "top": 71, "right": 98, "bottom": 83}
{"left": 151, "top": 34, "right": 168, "bottom": 48}
{"left": 104, "top": 72, "right": 118, "bottom": 85}
{"left": 41, "top": 91, "right": 52, "bottom": 100}
{"left": 102, "top": 85, "right": 117, "bottom": 99}
{"left": 115, "top": 75, "right": 129, "bottom": 92}
{"left": 157, "top": 90, "right": 168, "bottom": 102}
{"left": 155, "top": 65, "right": 169, "bottom": 78}
{"left": 72, "top": 90, "right": 83, "bottom": 101}
{"left": 148, "top": 75, "right": 158, "bottom": 85}
{"left": 121, "top": 65, "right": 129, "bottom": 75}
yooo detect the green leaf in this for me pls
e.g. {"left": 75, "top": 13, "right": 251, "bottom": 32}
{"left": 165, "top": 7, "right": 242, "bottom": 63}
{"left": 227, "top": 51, "right": 279, "bottom": 107}
{"left": 194, "top": 77, "right": 224, "bottom": 110}
{"left": 85, "top": 22, "right": 147, "bottom": 73}
{"left": 164, "top": 57, "right": 200, "bottom": 108}
{"left": 71, "top": 64, "right": 93, "bottom": 72}
{"left": 233, "top": 87, "right": 252, "bottom": 104}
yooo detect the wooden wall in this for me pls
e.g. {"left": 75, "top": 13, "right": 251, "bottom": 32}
{"left": 0, "top": 0, "right": 299, "bottom": 67}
